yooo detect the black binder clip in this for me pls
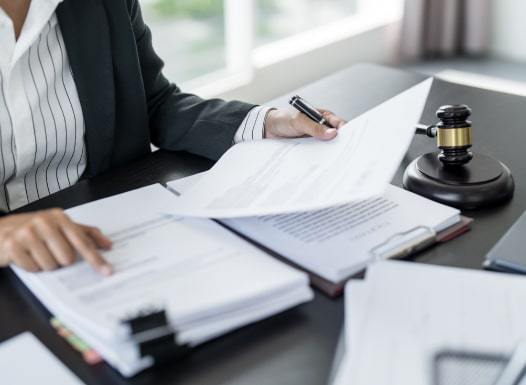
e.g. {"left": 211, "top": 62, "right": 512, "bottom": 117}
{"left": 122, "top": 308, "right": 190, "bottom": 366}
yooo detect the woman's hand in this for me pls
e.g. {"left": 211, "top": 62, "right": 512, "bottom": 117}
{"left": 0, "top": 209, "right": 113, "bottom": 274}
{"left": 264, "top": 108, "right": 347, "bottom": 140}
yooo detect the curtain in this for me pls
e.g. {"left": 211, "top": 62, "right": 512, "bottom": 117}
{"left": 400, "top": 0, "right": 492, "bottom": 62}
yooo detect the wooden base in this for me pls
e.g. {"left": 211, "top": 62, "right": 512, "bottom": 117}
{"left": 403, "top": 151, "right": 515, "bottom": 209}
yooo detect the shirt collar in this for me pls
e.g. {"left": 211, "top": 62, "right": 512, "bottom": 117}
{"left": 1, "top": 0, "right": 66, "bottom": 66}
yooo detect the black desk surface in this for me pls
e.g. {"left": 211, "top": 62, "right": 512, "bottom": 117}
{"left": 2, "top": 63, "right": 526, "bottom": 384}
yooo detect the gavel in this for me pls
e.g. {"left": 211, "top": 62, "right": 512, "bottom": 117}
{"left": 415, "top": 104, "right": 473, "bottom": 166}
{"left": 404, "top": 104, "right": 514, "bottom": 209}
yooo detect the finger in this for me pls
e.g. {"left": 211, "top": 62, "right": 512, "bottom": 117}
{"left": 0, "top": 213, "right": 56, "bottom": 271}
{"left": 25, "top": 213, "right": 74, "bottom": 270}
{"left": 13, "top": 253, "right": 41, "bottom": 272}
{"left": 23, "top": 236, "right": 59, "bottom": 271}
{"left": 63, "top": 224, "right": 113, "bottom": 275}
{"left": 9, "top": 222, "right": 56, "bottom": 270}
{"left": 50, "top": 211, "right": 113, "bottom": 275}
{"left": 28, "top": 214, "right": 79, "bottom": 267}
{"left": 3, "top": 238, "right": 40, "bottom": 272}
{"left": 42, "top": 230, "right": 77, "bottom": 267}
{"left": 318, "top": 126, "right": 338, "bottom": 140}
{"left": 295, "top": 114, "right": 337, "bottom": 141}
{"left": 82, "top": 225, "right": 113, "bottom": 249}
{"left": 320, "top": 109, "right": 347, "bottom": 129}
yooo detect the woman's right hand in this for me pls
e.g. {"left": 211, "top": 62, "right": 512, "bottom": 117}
{"left": 0, "top": 209, "right": 113, "bottom": 274}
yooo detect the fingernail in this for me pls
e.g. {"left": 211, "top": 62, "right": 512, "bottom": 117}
{"left": 324, "top": 128, "right": 337, "bottom": 136}
{"left": 99, "top": 264, "right": 113, "bottom": 276}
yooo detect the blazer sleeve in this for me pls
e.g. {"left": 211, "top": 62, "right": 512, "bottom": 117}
{"left": 126, "top": 0, "right": 257, "bottom": 161}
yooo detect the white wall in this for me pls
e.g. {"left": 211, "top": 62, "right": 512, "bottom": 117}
{"left": 491, "top": 0, "right": 526, "bottom": 62}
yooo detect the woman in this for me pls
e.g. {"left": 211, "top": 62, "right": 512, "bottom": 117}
{"left": 0, "top": 0, "right": 345, "bottom": 274}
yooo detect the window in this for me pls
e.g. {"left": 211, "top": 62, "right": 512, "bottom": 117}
{"left": 140, "top": 0, "right": 403, "bottom": 99}
{"left": 140, "top": 0, "right": 227, "bottom": 83}
{"left": 254, "top": 0, "right": 358, "bottom": 47}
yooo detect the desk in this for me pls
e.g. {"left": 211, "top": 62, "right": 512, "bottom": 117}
{"left": 2, "top": 63, "right": 526, "bottom": 384}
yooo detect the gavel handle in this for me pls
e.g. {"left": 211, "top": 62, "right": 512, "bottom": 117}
{"left": 415, "top": 123, "right": 437, "bottom": 138}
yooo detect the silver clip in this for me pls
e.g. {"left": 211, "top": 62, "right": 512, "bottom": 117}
{"left": 369, "top": 225, "right": 436, "bottom": 260}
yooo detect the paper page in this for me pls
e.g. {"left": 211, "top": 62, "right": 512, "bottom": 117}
{"left": 167, "top": 78, "right": 433, "bottom": 218}
{"left": 166, "top": 171, "right": 205, "bottom": 195}
{"left": 330, "top": 281, "right": 369, "bottom": 385}
{"left": 0, "top": 332, "right": 85, "bottom": 385}
{"left": 12, "top": 184, "right": 313, "bottom": 377}
{"left": 221, "top": 184, "right": 458, "bottom": 282}
{"left": 343, "top": 280, "right": 370, "bottom": 351}
{"left": 345, "top": 260, "right": 526, "bottom": 385}
{"left": 168, "top": 175, "right": 459, "bottom": 283}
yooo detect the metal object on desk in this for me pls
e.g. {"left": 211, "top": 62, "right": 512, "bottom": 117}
{"left": 404, "top": 104, "right": 515, "bottom": 209}
{"left": 434, "top": 341, "right": 526, "bottom": 385}
{"left": 433, "top": 349, "right": 508, "bottom": 385}
{"left": 493, "top": 341, "right": 526, "bottom": 385}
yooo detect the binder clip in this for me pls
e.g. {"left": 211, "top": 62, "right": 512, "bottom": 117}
{"left": 122, "top": 308, "right": 189, "bottom": 365}
{"left": 369, "top": 226, "right": 436, "bottom": 260}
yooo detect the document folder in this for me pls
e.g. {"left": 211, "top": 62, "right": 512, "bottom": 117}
{"left": 224, "top": 217, "right": 471, "bottom": 297}
{"left": 168, "top": 175, "right": 472, "bottom": 297}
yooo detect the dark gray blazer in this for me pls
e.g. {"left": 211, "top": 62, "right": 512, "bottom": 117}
{"left": 56, "top": 0, "right": 255, "bottom": 178}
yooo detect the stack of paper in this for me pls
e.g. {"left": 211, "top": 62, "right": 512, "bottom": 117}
{"left": 12, "top": 184, "right": 313, "bottom": 377}
{"left": 332, "top": 260, "right": 526, "bottom": 385}
{"left": 169, "top": 175, "right": 465, "bottom": 296}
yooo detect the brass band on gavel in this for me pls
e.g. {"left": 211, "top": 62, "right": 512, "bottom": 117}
{"left": 437, "top": 126, "right": 473, "bottom": 147}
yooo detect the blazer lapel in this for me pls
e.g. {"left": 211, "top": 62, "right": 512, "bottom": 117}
{"left": 56, "top": 0, "right": 115, "bottom": 176}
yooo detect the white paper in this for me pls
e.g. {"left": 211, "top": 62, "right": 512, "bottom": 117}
{"left": 167, "top": 78, "right": 433, "bottom": 218}
{"left": 331, "top": 281, "right": 369, "bottom": 385}
{"left": 12, "top": 184, "right": 313, "bottom": 377}
{"left": 0, "top": 332, "right": 85, "bottom": 385}
{"left": 168, "top": 176, "right": 460, "bottom": 283}
{"left": 342, "top": 260, "right": 526, "bottom": 385}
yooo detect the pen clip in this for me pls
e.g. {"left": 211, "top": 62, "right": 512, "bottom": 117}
{"left": 369, "top": 225, "right": 436, "bottom": 260}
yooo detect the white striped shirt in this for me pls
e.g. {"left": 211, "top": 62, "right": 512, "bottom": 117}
{"left": 0, "top": 0, "right": 85, "bottom": 211}
{"left": 0, "top": 1, "right": 268, "bottom": 212}
{"left": 234, "top": 105, "right": 269, "bottom": 144}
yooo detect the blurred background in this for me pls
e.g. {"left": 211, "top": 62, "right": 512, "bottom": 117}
{"left": 139, "top": 0, "right": 526, "bottom": 104}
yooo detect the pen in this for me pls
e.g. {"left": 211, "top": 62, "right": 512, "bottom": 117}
{"left": 288, "top": 95, "right": 333, "bottom": 128}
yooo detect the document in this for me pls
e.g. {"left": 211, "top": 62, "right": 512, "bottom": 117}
{"left": 168, "top": 78, "right": 433, "bottom": 218}
{"left": 0, "top": 332, "right": 85, "bottom": 385}
{"left": 168, "top": 174, "right": 463, "bottom": 292}
{"left": 331, "top": 282, "right": 367, "bottom": 385}
{"left": 12, "top": 184, "right": 313, "bottom": 377}
{"left": 334, "top": 260, "right": 526, "bottom": 385}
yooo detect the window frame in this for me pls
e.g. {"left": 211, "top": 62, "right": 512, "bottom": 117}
{"left": 175, "top": 0, "right": 404, "bottom": 102}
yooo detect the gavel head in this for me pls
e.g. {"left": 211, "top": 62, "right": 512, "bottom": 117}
{"left": 436, "top": 104, "right": 473, "bottom": 165}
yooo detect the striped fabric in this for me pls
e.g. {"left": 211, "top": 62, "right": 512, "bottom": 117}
{"left": 233, "top": 105, "right": 271, "bottom": 144}
{"left": 0, "top": 1, "right": 86, "bottom": 211}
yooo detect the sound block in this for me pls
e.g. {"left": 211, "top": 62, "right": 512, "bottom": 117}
{"left": 403, "top": 151, "right": 514, "bottom": 209}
